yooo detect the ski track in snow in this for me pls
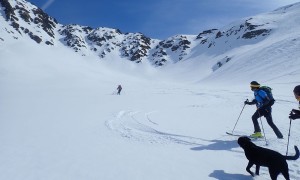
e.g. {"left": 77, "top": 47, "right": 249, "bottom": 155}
{"left": 105, "top": 110, "right": 205, "bottom": 146}
{"left": 106, "top": 111, "right": 300, "bottom": 179}
{"left": 104, "top": 94, "right": 300, "bottom": 179}
{"left": 103, "top": 86, "right": 300, "bottom": 180}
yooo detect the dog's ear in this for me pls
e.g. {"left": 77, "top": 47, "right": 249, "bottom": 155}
{"left": 244, "top": 136, "right": 251, "bottom": 142}
{"left": 238, "top": 136, "right": 251, "bottom": 148}
{"left": 237, "top": 137, "right": 244, "bottom": 146}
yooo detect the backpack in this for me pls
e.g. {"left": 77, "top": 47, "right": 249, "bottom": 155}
{"left": 258, "top": 86, "right": 275, "bottom": 106}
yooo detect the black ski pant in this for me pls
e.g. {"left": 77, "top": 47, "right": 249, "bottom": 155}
{"left": 252, "top": 108, "right": 283, "bottom": 138}
{"left": 117, "top": 89, "right": 121, "bottom": 95}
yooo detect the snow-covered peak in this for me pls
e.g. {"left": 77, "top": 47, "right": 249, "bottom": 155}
{"left": 273, "top": 2, "right": 300, "bottom": 12}
{"left": 1, "top": 0, "right": 300, "bottom": 71}
{"left": 0, "top": 0, "right": 58, "bottom": 44}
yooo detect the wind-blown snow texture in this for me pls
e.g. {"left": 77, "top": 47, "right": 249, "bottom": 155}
{"left": 1, "top": 0, "right": 300, "bottom": 180}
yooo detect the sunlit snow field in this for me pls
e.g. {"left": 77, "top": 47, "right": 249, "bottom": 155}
{"left": 1, "top": 39, "right": 300, "bottom": 180}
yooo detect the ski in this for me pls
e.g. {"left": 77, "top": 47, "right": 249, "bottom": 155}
{"left": 226, "top": 132, "right": 264, "bottom": 140}
{"left": 226, "top": 132, "right": 247, "bottom": 137}
{"left": 226, "top": 132, "right": 268, "bottom": 145}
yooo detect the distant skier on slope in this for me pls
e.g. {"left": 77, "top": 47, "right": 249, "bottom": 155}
{"left": 244, "top": 81, "right": 283, "bottom": 139}
{"left": 116, "top": 84, "right": 122, "bottom": 95}
{"left": 289, "top": 85, "right": 300, "bottom": 120}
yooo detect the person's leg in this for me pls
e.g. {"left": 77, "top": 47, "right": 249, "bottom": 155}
{"left": 252, "top": 111, "right": 261, "bottom": 132}
{"left": 265, "top": 111, "right": 283, "bottom": 138}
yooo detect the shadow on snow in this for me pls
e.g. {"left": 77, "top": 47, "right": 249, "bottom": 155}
{"left": 190, "top": 139, "right": 239, "bottom": 151}
{"left": 209, "top": 170, "right": 252, "bottom": 180}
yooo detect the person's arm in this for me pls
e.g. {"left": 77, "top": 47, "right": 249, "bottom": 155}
{"left": 289, "top": 112, "right": 300, "bottom": 120}
{"left": 244, "top": 99, "right": 257, "bottom": 105}
{"left": 292, "top": 109, "right": 300, "bottom": 115}
{"left": 258, "top": 90, "right": 270, "bottom": 108}
{"left": 289, "top": 107, "right": 300, "bottom": 120}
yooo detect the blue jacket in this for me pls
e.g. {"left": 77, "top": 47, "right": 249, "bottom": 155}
{"left": 254, "top": 89, "right": 269, "bottom": 108}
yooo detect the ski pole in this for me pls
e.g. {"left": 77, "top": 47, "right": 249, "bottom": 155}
{"left": 231, "top": 100, "right": 247, "bottom": 134}
{"left": 259, "top": 115, "right": 268, "bottom": 146}
{"left": 286, "top": 118, "right": 292, "bottom": 155}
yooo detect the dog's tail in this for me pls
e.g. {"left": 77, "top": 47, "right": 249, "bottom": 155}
{"left": 285, "top": 146, "right": 300, "bottom": 160}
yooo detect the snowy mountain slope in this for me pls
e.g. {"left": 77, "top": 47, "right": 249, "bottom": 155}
{"left": 2, "top": 1, "right": 300, "bottom": 180}
{"left": 155, "top": 2, "right": 300, "bottom": 84}
{"left": 0, "top": 0, "right": 160, "bottom": 62}
{"left": 0, "top": 0, "right": 57, "bottom": 44}
{"left": 1, "top": 0, "right": 300, "bottom": 70}
{"left": 1, "top": 39, "right": 300, "bottom": 180}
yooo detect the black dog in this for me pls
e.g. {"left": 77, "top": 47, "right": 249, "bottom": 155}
{"left": 238, "top": 136, "right": 299, "bottom": 180}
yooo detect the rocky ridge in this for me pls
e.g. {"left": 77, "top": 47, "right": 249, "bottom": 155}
{"left": 0, "top": 0, "right": 284, "bottom": 66}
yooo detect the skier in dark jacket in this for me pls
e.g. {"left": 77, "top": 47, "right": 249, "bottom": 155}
{"left": 244, "top": 81, "right": 283, "bottom": 139}
{"left": 117, "top": 85, "right": 122, "bottom": 95}
{"left": 289, "top": 85, "right": 300, "bottom": 120}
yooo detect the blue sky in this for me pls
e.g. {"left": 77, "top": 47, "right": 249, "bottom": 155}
{"left": 27, "top": 0, "right": 299, "bottom": 39}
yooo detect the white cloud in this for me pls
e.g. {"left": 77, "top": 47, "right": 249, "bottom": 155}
{"left": 41, "top": 0, "right": 55, "bottom": 10}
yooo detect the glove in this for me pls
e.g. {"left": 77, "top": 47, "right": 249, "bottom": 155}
{"left": 245, "top": 99, "right": 256, "bottom": 105}
{"left": 289, "top": 113, "right": 300, "bottom": 120}
{"left": 291, "top": 109, "right": 300, "bottom": 115}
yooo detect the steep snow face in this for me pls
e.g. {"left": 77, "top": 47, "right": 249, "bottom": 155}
{"left": 191, "top": 2, "right": 300, "bottom": 55}
{"left": 0, "top": 0, "right": 58, "bottom": 44}
{"left": 58, "top": 24, "right": 156, "bottom": 62}
{"left": 0, "top": 0, "right": 158, "bottom": 63}
{"left": 149, "top": 35, "right": 195, "bottom": 66}
{"left": 173, "top": 2, "right": 300, "bottom": 84}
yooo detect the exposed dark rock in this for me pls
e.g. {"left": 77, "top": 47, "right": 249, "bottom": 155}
{"left": 0, "top": 0, "right": 15, "bottom": 21}
{"left": 152, "top": 49, "right": 167, "bottom": 57}
{"left": 23, "top": 28, "right": 29, "bottom": 33}
{"left": 242, "top": 29, "right": 271, "bottom": 39}
{"left": 215, "top": 31, "right": 223, "bottom": 38}
{"left": 200, "top": 39, "right": 208, "bottom": 44}
{"left": 82, "top": 26, "right": 93, "bottom": 34}
{"left": 11, "top": 21, "right": 20, "bottom": 29}
{"left": 45, "top": 41, "right": 53, "bottom": 45}
{"left": 87, "top": 33, "right": 106, "bottom": 46}
{"left": 59, "top": 25, "right": 89, "bottom": 51}
{"left": 244, "top": 18, "right": 260, "bottom": 31}
{"left": 212, "top": 56, "right": 232, "bottom": 71}
{"left": 159, "top": 40, "right": 173, "bottom": 48}
{"left": 196, "top": 29, "right": 218, "bottom": 39}
{"left": 208, "top": 42, "right": 214, "bottom": 48}
{"left": 17, "top": 5, "right": 32, "bottom": 22}
{"left": 32, "top": 8, "right": 57, "bottom": 38}
{"left": 154, "top": 58, "right": 167, "bottom": 66}
{"left": 120, "top": 33, "right": 152, "bottom": 62}
{"left": 29, "top": 32, "right": 42, "bottom": 43}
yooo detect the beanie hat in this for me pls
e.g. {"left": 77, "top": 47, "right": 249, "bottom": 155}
{"left": 293, "top": 85, "right": 300, "bottom": 96}
{"left": 250, "top": 81, "right": 260, "bottom": 88}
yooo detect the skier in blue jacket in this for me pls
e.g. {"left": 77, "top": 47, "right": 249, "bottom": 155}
{"left": 244, "top": 81, "right": 283, "bottom": 138}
